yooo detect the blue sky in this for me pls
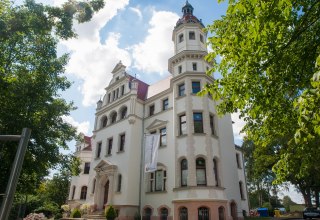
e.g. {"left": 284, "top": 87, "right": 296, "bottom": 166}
{"left": 15, "top": 0, "right": 303, "bottom": 203}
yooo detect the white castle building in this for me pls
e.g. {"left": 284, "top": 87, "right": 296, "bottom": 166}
{"left": 68, "top": 1, "right": 249, "bottom": 219}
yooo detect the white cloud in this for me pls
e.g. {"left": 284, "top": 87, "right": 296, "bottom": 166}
{"left": 231, "top": 112, "right": 246, "bottom": 145}
{"left": 59, "top": 0, "right": 130, "bottom": 106}
{"left": 131, "top": 10, "right": 179, "bottom": 74}
{"left": 62, "top": 115, "right": 90, "bottom": 135}
{"left": 129, "top": 6, "right": 142, "bottom": 20}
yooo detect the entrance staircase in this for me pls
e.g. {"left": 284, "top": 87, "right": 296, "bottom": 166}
{"left": 85, "top": 210, "right": 105, "bottom": 220}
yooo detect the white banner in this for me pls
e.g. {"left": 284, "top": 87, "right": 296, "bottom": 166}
{"left": 144, "top": 134, "right": 160, "bottom": 173}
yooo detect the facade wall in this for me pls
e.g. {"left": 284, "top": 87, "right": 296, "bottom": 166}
{"left": 68, "top": 2, "right": 249, "bottom": 219}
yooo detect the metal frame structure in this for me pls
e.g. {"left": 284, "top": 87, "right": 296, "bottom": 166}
{"left": 0, "top": 128, "right": 31, "bottom": 220}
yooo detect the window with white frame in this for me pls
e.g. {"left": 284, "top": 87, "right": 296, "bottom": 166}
{"left": 181, "top": 159, "right": 188, "bottom": 187}
{"left": 149, "top": 169, "right": 166, "bottom": 192}
{"left": 162, "top": 98, "right": 169, "bottom": 111}
{"left": 178, "top": 83, "right": 185, "bottom": 97}
{"left": 196, "top": 158, "right": 206, "bottom": 186}
{"left": 160, "top": 127, "right": 167, "bottom": 146}
{"left": 179, "top": 114, "right": 187, "bottom": 135}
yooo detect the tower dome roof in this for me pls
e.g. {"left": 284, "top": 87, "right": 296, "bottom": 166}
{"left": 175, "top": 1, "right": 204, "bottom": 28}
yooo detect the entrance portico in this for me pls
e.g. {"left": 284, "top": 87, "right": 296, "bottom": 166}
{"left": 93, "top": 160, "right": 118, "bottom": 210}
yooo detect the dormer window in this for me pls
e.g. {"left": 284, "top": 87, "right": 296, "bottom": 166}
{"left": 179, "top": 34, "right": 184, "bottom": 43}
{"left": 189, "top": 31, "right": 195, "bottom": 40}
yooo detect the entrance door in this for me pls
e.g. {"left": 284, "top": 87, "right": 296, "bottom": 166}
{"left": 104, "top": 181, "right": 109, "bottom": 205}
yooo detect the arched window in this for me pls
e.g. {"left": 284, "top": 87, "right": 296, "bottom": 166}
{"left": 179, "top": 207, "right": 188, "bottom": 220}
{"left": 198, "top": 207, "right": 209, "bottom": 220}
{"left": 143, "top": 207, "right": 152, "bottom": 220}
{"left": 111, "top": 112, "right": 117, "bottom": 124}
{"left": 196, "top": 158, "right": 206, "bottom": 186}
{"left": 120, "top": 106, "right": 127, "bottom": 119}
{"left": 71, "top": 185, "right": 76, "bottom": 200}
{"left": 218, "top": 206, "right": 225, "bottom": 220}
{"left": 80, "top": 186, "right": 87, "bottom": 200}
{"left": 181, "top": 159, "right": 188, "bottom": 187}
{"left": 160, "top": 207, "right": 168, "bottom": 220}
{"left": 92, "top": 179, "right": 96, "bottom": 194}
{"left": 101, "top": 116, "right": 108, "bottom": 128}
{"left": 213, "top": 158, "right": 219, "bottom": 186}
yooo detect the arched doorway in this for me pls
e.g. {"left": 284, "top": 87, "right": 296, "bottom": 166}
{"left": 104, "top": 181, "right": 109, "bottom": 205}
{"left": 218, "top": 206, "right": 225, "bottom": 220}
{"left": 230, "top": 202, "right": 237, "bottom": 220}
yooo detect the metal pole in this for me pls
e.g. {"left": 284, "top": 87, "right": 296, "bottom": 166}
{"left": 0, "top": 128, "right": 31, "bottom": 220}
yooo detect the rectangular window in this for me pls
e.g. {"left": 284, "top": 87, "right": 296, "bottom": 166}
{"left": 192, "top": 62, "right": 197, "bottom": 71}
{"left": 107, "top": 138, "right": 113, "bottom": 155}
{"left": 96, "top": 142, "right": 102, "bottom": 158}
{"left": 119, "top": 134, "right": 125, "bottom": 152}
{"left": 189, "top": 31, "right": 195, "bottom": 40}
{"left": 236, "top": 153, "right": 241, "bottom": 168}
{"left": 84, "top": 162, "right": 90, "bottom": 174}
{"left": 121, "top": 85, "right": 125, "bottom": 96}
{"left": 210, "top": 115, "right": 215, "bottom": 135}
{"left": 196, "top": 169, "right": 206, "bottom": 185}
{"left": 160, "top": 127, "right": 167, "bottom": 146}
{"left": 178, "top": 84, "right": 185, "bottom": 97}
{"left": 149, "top": 104, "right": 155, "bottom": 116}
{"left": 178, "top": 65, "right": 182, "bottom": 74}
{"left": 117, "top": 175, "right": 122, "bottom": 192}
{"left": 155, "top": 170, "right": 163, "bottom": 191}
{"left": 116, "top": 88, "right": 119, "bottom": 99}
{"left": 179, "top": 34, "right": 184, "bottom": 43}
{"left": 112, "top": 90, "right": 116, "bottom": 101}
{"left": 179, "top": 114, "right": 187, "bottom": 135}
{"left": 150, "top": 173, "right": 154, "bottom": 192}
{"left": 200, "top": 34, "right": 204, "bottom": 43}
{"left": 193, "top": 112, "right": 204, "bottom": 133}
{"left": 108, "top": 93, "right": 111, "bottom": 103}
{"left": 192, "top": 81, "right": 201, "bottom": 94}
{"left": 162, "top": 98, "right": 169, "bottom": 111}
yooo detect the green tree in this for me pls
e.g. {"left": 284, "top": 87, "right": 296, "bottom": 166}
{"left": 203, "top": 0, "right": 320, "bottom": 205}
{"left": 282, "top": 195, "right": 296, "bottom": 212}
{"left": 0, "top": 0, "right": 104, "bottom": 198}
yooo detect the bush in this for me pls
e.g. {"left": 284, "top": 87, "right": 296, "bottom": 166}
{"left": 105, "top": 205, "right": 117, "bottom": 219}
{"left": 54, "top": 212, "right": 62, "bottom": 220}
{"left": 71, "top": 208, "right": 81, "bottom": 218}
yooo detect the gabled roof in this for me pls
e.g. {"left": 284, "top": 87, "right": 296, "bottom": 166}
{"left": 111, "top": 61, "right": 126, "bottom": 74}
{"left": 146, "top": 119, "right": 168, "bottom": 130}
